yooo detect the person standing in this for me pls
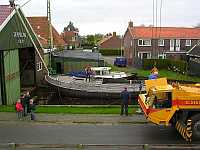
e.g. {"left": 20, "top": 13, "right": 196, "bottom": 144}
{"left": 24, "top": 91, "right": 31, "bottom": 115}
{"left": 29, "top": 99, "right": 36, "bottom": 120}
{"left": 85, "top": 65, "right": 92, "bottom": 82}
{"left": 15, "top": 99, "right": 24, "bottom": 120}
{"left": 20, "top": 94, "right": 26, "bottom": 117}
{"left": 120, "top": 87, "right": 130, "bottom": 116}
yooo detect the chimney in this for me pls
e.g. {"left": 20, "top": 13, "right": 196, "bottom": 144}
{"left": 128, "top": 21, "right": 133, "bottom": 28}
{"left": 113, "top": 32, "right": 116, "bottom": 37}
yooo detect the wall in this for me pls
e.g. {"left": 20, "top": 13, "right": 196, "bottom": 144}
{"left": 0, "top": 77, "right": 2, "bottom": 105}
{"left": 4, "top": 49, "right": 20, "bottom": 105}
{"left": 123, "top": 29, "right": 134, "bottom": 65}
{"left": 53, "top": 57, "right": 104, "bottom": 73}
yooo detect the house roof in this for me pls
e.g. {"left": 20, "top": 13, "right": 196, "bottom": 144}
{"left": 98, "top": 36, "right": 112, "bottom": 45}
{"left": 129, "top": 27, "right": 200, "bottom": 39}
{"left": 0, "top": 5, "right": 13, "bottom": 26}
{"left": 27, "top": 16, "right": 65, "bottom": 47}
{"left": 64, "top": 21, "right": 78, "bottom": 32}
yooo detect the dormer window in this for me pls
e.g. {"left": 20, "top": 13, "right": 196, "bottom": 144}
{"left": 185, "top": 40, "right": 191, "bottom": 46}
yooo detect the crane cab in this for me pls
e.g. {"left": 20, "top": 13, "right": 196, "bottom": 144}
{"left": 138, "top": 78, "right": 176, "bottom": 126}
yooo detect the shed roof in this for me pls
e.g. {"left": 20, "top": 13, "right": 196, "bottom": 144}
{"left": 53, "top": 50, "right": 103, "bottom": 61}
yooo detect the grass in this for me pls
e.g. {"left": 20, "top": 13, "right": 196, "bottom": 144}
{"left": 0, "top": 105, "right": 139, "bottom": 114}
{"left": 109, "top": 64, "right": 200, "bottom": 82}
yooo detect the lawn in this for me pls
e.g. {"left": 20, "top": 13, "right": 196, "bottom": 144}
{"left": 0, "top": 105, "right": 139, "bottom": 114}
{"left": 109, "top": 64, "right": 200, "bottom": 82}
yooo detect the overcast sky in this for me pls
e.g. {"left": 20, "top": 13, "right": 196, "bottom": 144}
{"left": 1, "top": 0, "right": 200, "bottom": 35}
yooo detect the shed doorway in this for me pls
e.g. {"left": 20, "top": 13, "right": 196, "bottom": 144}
{"left": 56, "top": 62, "right": 62, "bottom": 74}
{"left": 19, "top": 47, "right": 36, "bottom": 87}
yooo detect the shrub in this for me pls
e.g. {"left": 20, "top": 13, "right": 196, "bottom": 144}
{"left": 99, "top": 49, "right": 123, "bottom": 56}
{"left": 143, "top": 59, "right": 188, "bottom": 74}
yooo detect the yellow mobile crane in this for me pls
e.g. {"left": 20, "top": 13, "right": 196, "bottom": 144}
{"left": 138, "top": 78, "right": 200, "bottom": 142}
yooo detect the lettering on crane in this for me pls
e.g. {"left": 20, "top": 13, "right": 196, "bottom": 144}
{"left": 185, "top": 100, "right": 200, "bottom": 105}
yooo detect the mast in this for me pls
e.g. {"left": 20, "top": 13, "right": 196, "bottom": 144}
{"left": 47, "top": 0, "right": 53, "bottom": 69}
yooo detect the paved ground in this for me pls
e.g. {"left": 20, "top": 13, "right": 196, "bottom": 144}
{"left": 0, "top": 112, "right": 147, "bottom": 124}
{"left": 0, "top": 121, "right": 190, "bottom": 144}
{"left": 0, "top": 113, "right": 200, "bottom": 149}
{"left": 102, "top": 56, "right": 116, "bottom": 65}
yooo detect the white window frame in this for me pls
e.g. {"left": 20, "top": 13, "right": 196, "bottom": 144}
{"left": 72, "top": 36, "right": 75, "bottom": 41}
{"left": 138, "top": 52, "right": 151, "bottom": 59}
{"left": 170, "top": 39, "right": 175, "bottom": 51}
{"left": 185, "top": 39, "right": 191, "bottom": 46}
{"left": 37, "top": 62, "right": 42, "bottom": 71}
{"left": 175, "top": 39, "right": 180, "bottom": 51}
{"left": 130, "top": 40, "right": 133, "bottom": 46}
{"left": 158, "top": 53, "right": 166, "bottom": 59}
{"left": 158, "top": 39, "right": 165, "bottom": 46}
{"left": 138, "top": 39, "right": 151, "bottom": 46}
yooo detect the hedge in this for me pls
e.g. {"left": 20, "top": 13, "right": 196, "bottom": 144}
{"left": 143, "top": 59, "right": 188, "bottom": 74}
{"left": 99, "top": 49, "right": 123, "bottom": 56}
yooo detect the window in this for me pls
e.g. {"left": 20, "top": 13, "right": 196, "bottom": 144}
{"left": 138, "top": 39, "right": 151, "bottom": 46}
{"left": 158, "top": 39, "right": 165, "bottom": 46}
{"left": 138, "top": 52, "right": 151, "bottom": 59}
{"left": 175, "top": 39, "right": 180, "bottom": 51}
{"left": 37, "top": 62, "right": 42, "bottom": 71}
{"left": 72, "top": 37, "right": 75, "bottom": 41}
{"left": 185, "top": 40, "right": 191, "bottom": 46}
{"left": 158, "top": 53, "right": 166, "bottom": 59}
{"left": 170, "top": 39, "right": 175, "bottom": 51}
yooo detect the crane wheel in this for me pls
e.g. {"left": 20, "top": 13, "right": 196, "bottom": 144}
{"left": 191, "top": 114, "right": 200, "bottom": 140}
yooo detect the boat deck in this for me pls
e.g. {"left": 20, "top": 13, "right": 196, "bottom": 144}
{"left": 46, "top": 75, "right": 144, "bottom": 94}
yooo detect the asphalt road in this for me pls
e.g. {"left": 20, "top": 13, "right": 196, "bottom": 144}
{"left": 0, "top": 122, "right": 199, "bottom": 145}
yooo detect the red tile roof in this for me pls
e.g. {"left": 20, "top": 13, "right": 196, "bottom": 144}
{"left": 27, "top": 17, "right": 65, "bottom": 47}
{"left": 0, "top": 5, "right": 13, "bottom": 26}
{"left": 129, "top": 27, "right": 200, "bottom": 39}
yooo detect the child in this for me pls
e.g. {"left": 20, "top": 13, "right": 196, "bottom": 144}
{"left": 15, "top": 99, "right": 24, "bottom": 120}
{"left": 29, "top": 99, "right": 36, "bottom": 120}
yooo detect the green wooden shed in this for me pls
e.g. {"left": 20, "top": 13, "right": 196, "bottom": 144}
{"left": 0, "top": 5, "right": 48, "bottom": 105}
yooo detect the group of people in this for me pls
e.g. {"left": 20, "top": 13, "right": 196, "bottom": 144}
{"left": 15, "top": 91, "right": 36, "bottom": 120}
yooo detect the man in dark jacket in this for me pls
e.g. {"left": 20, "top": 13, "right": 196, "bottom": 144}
{"left": 120, "top": 87, "right": 130, "bottom": 116}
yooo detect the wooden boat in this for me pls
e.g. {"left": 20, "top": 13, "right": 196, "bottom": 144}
{"left": 45, "top": 75, "right": 144, "bottom": 99}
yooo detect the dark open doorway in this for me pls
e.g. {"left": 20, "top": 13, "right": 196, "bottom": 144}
{"left": 19, "top": 47, "right": 36, "bottom": 87}
{"left": 56, "top": 62, "right": 62, "bottom": 74}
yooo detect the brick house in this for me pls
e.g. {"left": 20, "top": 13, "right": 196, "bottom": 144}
{"left": 98, "top": 32, "right": 122, "bottom": 50}
{"left": 61, "top": 21, "right": 80, "bottom": 49}
{"left": 27, "top": 17, "right": 65, "bottom": 49}
{"left": 124, "top": 21, "right": 200, "bottom": 65}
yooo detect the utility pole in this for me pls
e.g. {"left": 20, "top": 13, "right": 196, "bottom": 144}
{"left": 47, "top": 0, "right": 53, "bottom": 70}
